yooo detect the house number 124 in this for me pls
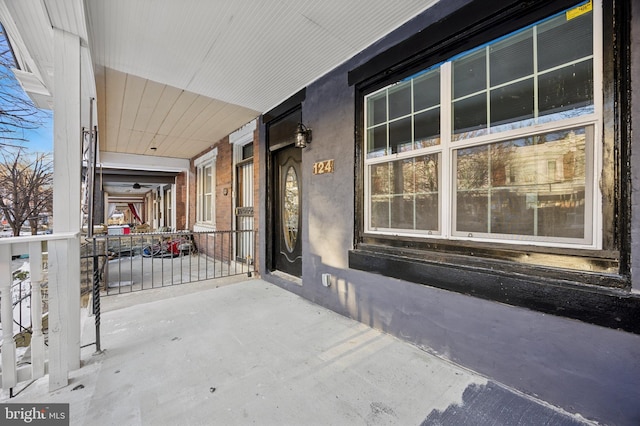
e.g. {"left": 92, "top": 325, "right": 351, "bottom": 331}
{"left": 313, "top": 159, "right": 334, "bottom": 175}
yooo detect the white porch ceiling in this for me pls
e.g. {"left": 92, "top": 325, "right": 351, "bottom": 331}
{"left": 94, "top": 67, "right": 258, "bottom": 159}
{"left": 3, "top": 0, "right": 439, "bottom": 161}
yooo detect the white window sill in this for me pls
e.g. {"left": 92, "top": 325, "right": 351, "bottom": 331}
{"left": 194, "top": 223, "right": 216, "bottom": 232}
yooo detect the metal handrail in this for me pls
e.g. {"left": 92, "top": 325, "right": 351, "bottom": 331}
{"left": 88, "top": 229, "right": 256, "bottom": 296}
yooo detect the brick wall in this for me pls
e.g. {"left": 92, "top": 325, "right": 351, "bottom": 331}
{"left": 216, "top": 136, "right": 233, "bottom": 231}
{"left": 175, "top": 171, "right": 187, "bottom": 230}
{"left": 186, "top": 125, "right": 260, "bottom": 275}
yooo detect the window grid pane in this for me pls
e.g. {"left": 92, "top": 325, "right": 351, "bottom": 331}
{"left": 365, "top": 68, "right": 441, "bottom": 159}
{"left": 454, "top": 127, "right": 588, "bottom": 239}
{"left": 196, "top": 161, "right": 215, "bottom": 224}
{"left": 452, "top": 9, "right": 593, "bottom": 140}
{"left": 369, "top": 155, "right": 440, "bottom": 232}
{"left": 364, "top": 3, "right": 596, "bottom": 247}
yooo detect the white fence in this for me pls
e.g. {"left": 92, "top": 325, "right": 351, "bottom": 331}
{"left": 0, "top": 232, "right": 79, "bottom": 394}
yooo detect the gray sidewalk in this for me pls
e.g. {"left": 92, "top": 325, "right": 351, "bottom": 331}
{"left": 4, "top": 278, "right": 591, "bottom": 425}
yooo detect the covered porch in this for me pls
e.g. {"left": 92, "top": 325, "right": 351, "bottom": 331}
{"left": 0, "top": 0, "right": 440, "bottom": 394}
{"left": 2, "top": 277, "right": 589, "bottom": 425}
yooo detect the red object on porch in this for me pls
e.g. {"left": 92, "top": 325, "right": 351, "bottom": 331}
{"left": 108, "top": 225, "right": 130, "bottom": 235}
{"left": 128, "top": 203, "right": 142, "bottom": 224}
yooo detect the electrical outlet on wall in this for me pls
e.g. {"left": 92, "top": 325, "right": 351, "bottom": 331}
{"left": 321, "top": 273, "right": 332, "bottom": 287}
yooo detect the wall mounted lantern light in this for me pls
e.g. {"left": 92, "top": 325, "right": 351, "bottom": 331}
{"left": 295, "top": 123, "right": 312, "bottom": 148}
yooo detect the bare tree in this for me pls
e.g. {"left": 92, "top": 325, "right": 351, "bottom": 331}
{"left": 0, "top": 149, "right": 53, "bottom": 236}
{"left": 0, "top": 25, "right": 50, "bottom": 149}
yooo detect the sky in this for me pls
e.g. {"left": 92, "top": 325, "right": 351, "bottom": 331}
{"left": 18, "top": 117, "right": 53, "bottom": 153}
{"left": 0, "top": 28, "right": 53, "bottom": 154}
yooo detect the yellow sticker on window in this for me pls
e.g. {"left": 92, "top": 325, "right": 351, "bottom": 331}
{"left": 567, "top": 0, "right": 592, "bottom": 20}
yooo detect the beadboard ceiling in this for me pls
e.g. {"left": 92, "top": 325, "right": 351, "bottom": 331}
{"left": 3, "top": 0, "right": 438, "bottom": 161}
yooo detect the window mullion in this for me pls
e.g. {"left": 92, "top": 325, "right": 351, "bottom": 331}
{"left": 592, "top": 0, "right": 603, "bottom": 249}
{"left": 387, "top": 163, "right": 391, "bottom": 229}
{"left": 533, "top": 25, "right": 539, "bottom": 120}
{"left": 487, "top": 144, "right": 492, "bottom": 234}
{"left": 441, "top": 61, "right": 452, "bottom": 238}
{"left": 411, "top": 79, "right": 417, "bottom": 230}
{"left": 385, "top": 88, "right": 390, "bottom": 156}
{"left": 197, "top": 166, "right": 202, "bottom": 222}
{"left": 386, "top": 89, "right": 391, "bottom": 225}
{"left": 485, "top": 45, "right": 492, "bottom": 234}
{"left": 485, "top": 45, "right": 491, "bottom": 135}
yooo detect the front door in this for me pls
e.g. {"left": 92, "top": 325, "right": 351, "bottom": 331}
{"left": 274, "top": 146, "right": 302, "bottom": 277}
{"left": 235, "top": 156, "right": 254, "bottom": 263}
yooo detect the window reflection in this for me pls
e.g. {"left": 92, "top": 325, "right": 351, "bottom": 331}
{"left": 455, "top": 127, "right": 589, "bottom": 238}
{"left": 363, "top": 3, "right": 596, "bottom": 247}
{"left": 388, "top": 81, "right": 412, "bottom": 120}
{"left": 366, "top": 67, "right": 440, "bottom": 158}
{"left": 452, "top": 9, "right": 593, "bottom": 141}
{"left": 370, "top": 154, "right": 439, "bottom": 232}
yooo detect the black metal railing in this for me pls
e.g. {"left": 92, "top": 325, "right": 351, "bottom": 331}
{"left": 87, "top": 230, "right": 256, "bottom": 296}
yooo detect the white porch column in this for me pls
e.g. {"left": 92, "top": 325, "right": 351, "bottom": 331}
{"left": 49, "top": 28, "right": 82, "bottom": 391}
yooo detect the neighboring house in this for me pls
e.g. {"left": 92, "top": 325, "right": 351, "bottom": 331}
{"left": 189, "top": 120, "right": 258, "bottom": 263}
{"left": 0, "top": 1, "right": 638, "bottom": 425}
{"left": 95, "top": 166, "right": 188, "bottom": 232}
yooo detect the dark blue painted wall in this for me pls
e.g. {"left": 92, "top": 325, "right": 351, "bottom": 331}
{"left": 259, "top": 1, "right": 640, "bottom": 424}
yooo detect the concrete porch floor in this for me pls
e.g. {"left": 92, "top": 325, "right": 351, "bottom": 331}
{"left": 3, "top": 277, "right": 593, "bottom": 425}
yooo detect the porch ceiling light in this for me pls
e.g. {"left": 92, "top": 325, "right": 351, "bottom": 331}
{"left": 295, "top": 123, "right": 312, "bottom": 148}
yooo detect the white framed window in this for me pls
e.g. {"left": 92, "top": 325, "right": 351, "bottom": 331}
{"left": 165, "top": 187, "right": 173, "bottom": 229}
{"left": 363, "top": 1, "right": 600, "bottom": 249}
{"left": 195, "top": 148, "right": 217, "bottom": 227}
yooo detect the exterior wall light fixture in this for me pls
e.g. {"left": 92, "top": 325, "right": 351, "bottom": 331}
{"left": 295, "top": 123, "right": 312, "bottom": 148}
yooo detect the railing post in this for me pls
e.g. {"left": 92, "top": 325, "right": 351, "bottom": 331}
{"left": 52, "top": 26, "right": 82, "bottom": 382}
{"left": 92, "top": 237, "right": 101, "bottom": 352}
{"left": 0, "top": 244, "right": 17, "bottom": 390}
{"left": 28, "top": 241, "right": 45, "bottom": 380}
{"left": 47, "top": 239, "right": 70, "bottom": 391}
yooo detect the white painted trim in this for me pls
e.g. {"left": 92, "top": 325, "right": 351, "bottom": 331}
{"left": 441, "top": 61, "right": 452, "bottom": 239}
{"left": 12, "top": 68, "right": 51, "bottom": 94}
{"left": 185, "top": 170, "right": 190, "bottom": 229}
{"left": 171, "top": 184, "right": 177, "bottom": 230}
{"left": 593, "top": 0, "right": 604, "bottom": 250}
{"left": 158, "top": 187, "right": 162, "bottom": 228}
{"left": 0, "top": 244, "right": 17, "bottom": 389}
{"left": 194, "top": 223, "right": 217, "bottom": 232}
{"left": 0, "top": 232, "right": 79, "bottom": 246}
{"left": 0, "top": 0, "right": 51, "bottom": 92}
{"left": 100, "top": 151, "right": 190, "bottom": 172}
{"left": 232, "top": 135, "right": 255, "bottom": 258}
{"left": 230, "top": 119, "right": 257, "bottom": 146}
{"left": 194, "top": 148, "right": 218, "bottom": 226}
{"left": 51, "top": 27, "right": 82, "bottom": 391}
{"left": 194, "top": 147, "right": 218, "bottom": 167}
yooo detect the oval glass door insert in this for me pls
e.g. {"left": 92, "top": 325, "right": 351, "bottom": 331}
{"left": 283, "top": 166, "right": 299, "bottom": 252}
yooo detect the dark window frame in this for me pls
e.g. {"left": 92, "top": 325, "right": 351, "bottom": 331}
{"left": 350, "top": 0, "right": 640, "bottom": 334}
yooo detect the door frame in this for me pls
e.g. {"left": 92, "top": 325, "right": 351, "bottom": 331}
{"left": 230, "top": 120, "right": 256, "bottom": 263}
{"left": 272, "top": 145, "right": 302, "bottom": 276}
{"left": 265, "top": 106, "right": 303, "bottom": 277}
